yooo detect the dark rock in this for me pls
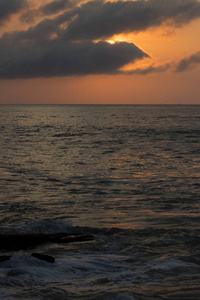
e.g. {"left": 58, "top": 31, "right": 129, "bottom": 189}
{"left": 58, "top": 234, "right": 94, "bottom": 244}
{"left": 0, "top": 233, "right": 94, "bottom": 250}
{"left": 31, "top": 253, "right": 55, "bottom": 263}
{"left": 0, "top": 255, "right": 11, "bottom": 263}
{"left": 0, "top": 234, "right": 48, "bottom": 250}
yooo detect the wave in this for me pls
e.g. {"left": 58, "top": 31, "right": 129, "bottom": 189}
{"left": 0, "top": 219, "right": 72, "bottom": 235}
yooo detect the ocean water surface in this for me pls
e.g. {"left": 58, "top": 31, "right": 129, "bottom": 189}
{"left": 0, "top": 104, "right": 200, "bottom": 299}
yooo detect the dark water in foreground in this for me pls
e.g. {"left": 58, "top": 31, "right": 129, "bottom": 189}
{"left": 0, "top": 104, "right": 200, "bottom": 299}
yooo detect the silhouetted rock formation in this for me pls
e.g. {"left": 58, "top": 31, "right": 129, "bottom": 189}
{"left": 0, "top": 233, "right": 94, "bottom": 250}
{"left": 0, "top": 255, "right": 11, "bottom": 263}
{"left": 31, "top": 253, "right": 55, "bottom": 263}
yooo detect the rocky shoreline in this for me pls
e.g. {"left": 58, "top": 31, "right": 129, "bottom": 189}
{"left": 0, "top": 233, "right": 94, "bottom": 263}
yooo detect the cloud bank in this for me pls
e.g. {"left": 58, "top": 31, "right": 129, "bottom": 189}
{"left": 21, "top": 0, "right": 74, "bottom": 23}
{"left": 0, "top": 40, "right": 148, "bottom": 78}
{"left": 0, "top": 0, "right": 26, "bottom": 25}
{"left": 175, "top": 51, "right": 200, "bottom": 72}
{"left": 0, "top": 0, "right": 200, "bottom": 78}
{"left": 122, "top": 51, "right": 200, "bottom": 75}
{"left": 41, "top": 0, "right": 72, "bottom": 15}
{"left": 65, "top": 0, "right": 200, "bottom": 40}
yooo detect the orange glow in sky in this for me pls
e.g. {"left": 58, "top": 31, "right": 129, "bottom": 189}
{"left": 0, "top": 0, "right": 200, "bottom": 104}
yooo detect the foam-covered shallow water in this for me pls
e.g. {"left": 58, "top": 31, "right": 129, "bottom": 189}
{"left": 0, "top": 219, "right": 200, "bottom": 299}
{"left": 0, "top": 105, "right": 200, "bottom": 299}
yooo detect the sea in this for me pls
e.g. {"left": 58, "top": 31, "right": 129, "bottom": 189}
{"left": 0, "top": 104, "right": 200, "bottom": 299}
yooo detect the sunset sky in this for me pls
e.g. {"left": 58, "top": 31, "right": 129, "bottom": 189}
{"left": 0, "top": 0, "right": 200, "bottom": 104}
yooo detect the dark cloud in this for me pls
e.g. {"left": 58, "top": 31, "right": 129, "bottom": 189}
{"left": 0, "top": 40, "right": 148, "bottom": 78}
{"left": 0, "top": 0, "right": 26, "bottom": 25}
{"left": 122, "top": 51, "right": 200, "bottom": 74}
{"left": 21, "top": 0, "right": 74, "bottom": 23}
{"left": 175, "top": 51, "right": 200, "bottom": 72}
{"left": 1, "top": 0, "right": 200, "bottom": 79}
{"left": 12, "top": 0, "right": 200, "bottom": 43}
{"left": 124, "top": 63, "right": 171, "bottom": 75}
{"left": 2, "top": 19, "right": 60, "bottom": 43}
{"left": 2, "top": 9, "right": 76, "bottom": 43}
{"left": 65, "top": 0, "right": 200, "bottom": 40}
{"left": 41, "top": 0, "right": 72, "bottom": 15}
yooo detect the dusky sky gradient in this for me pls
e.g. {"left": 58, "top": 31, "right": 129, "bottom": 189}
{"left": 0, "top": 0, "right": 200, "bottom": 104}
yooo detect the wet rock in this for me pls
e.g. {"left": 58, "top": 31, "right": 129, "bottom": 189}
{"left": 58, "top": 234, "right": 94, "bottom": 244}
{"left": 0, "top": 233, "right": 94, "bottom": 250}
{"left": 31, "top": 253, "right": 55, "bottom": 263}
{"left": 0, "top": 255, "right": 11, "bottom": 263}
